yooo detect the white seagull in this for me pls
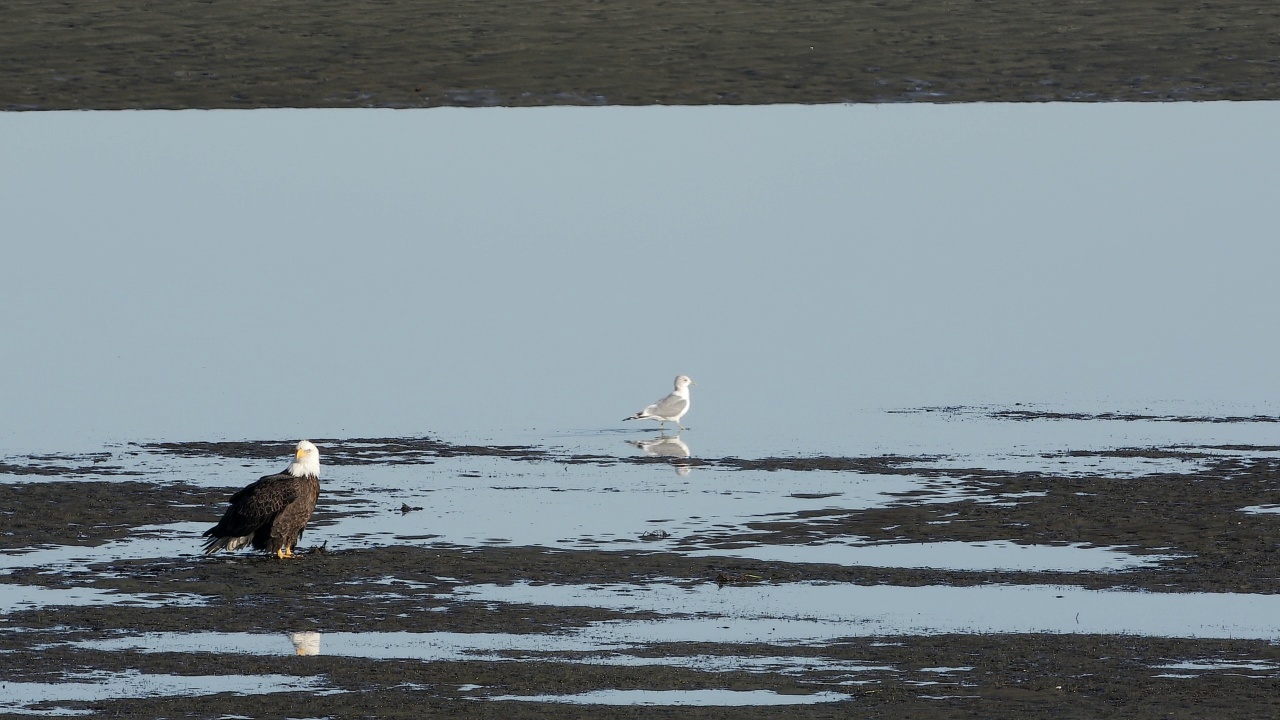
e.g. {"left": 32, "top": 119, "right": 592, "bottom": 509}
{"left": 624, "top": 375, "right": 694, "bottom": 432}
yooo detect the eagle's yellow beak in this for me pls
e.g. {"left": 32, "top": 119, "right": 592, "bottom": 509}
{"left": 296, "top": 448, "right": 307, "bottom": 460}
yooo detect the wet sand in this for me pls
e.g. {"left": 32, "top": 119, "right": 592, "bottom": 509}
{"left": 4, "top": 431, "right": 1280, "bottom": 717}
{"left": 4, "top": 0, "right": 1280, "bottom": 109}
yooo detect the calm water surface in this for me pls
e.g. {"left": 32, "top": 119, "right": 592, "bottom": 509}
{"left": 2, "top": 103, "right": 1279, "bottom": 456}
{"left": 3, "top": 104, "right": 1280, "bottom": 711}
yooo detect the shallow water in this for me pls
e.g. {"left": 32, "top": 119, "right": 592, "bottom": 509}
{"left": 687, "top": 540, "right": 1165, "bottom": 572}
{"left": 3, "top": 104, "right": 1280, "bottom": 715}
{"left": 0, "top": 670, "right": 334, "bottom": 716}
{"left": 0, "top": 584, "right": 207, "bottom": 614}
{"left": 3, "top": 104, "right": 1280, "bottom": 454}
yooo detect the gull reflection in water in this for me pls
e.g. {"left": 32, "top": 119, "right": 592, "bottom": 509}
{"left": 627, "top": 435, "right": 693, "bottom": 477}
{"left": 288, "top": 631, "right": 321, "bottom": 656}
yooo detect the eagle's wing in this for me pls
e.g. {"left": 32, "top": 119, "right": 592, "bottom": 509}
{"left": 203, "top": 471, "right": 302, "bottom": 541}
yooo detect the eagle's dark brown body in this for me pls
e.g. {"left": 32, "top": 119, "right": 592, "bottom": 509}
{"left": 202, "top": 468, "right": 320, "bottom": 558}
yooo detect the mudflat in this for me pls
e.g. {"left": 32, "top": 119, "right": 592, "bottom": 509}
{"left": 4, "top": 427, "right": 1280, "bottom": 717}
{"left": 3, "top": 0, "right": 1279, "bottom": 110}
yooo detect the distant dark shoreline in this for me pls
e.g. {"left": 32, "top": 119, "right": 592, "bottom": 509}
{"left": 4, "top": 0, "right": 1279, "bottom": 110}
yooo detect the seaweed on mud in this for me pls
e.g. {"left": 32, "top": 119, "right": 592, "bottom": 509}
{"left": 893, "top": 405, "right": 1280, "bottom": 425}
{"left": 0, "top": 454, "right": 143, "bottom": 478}
{"left": 991, "top": 409, "right": 1280, "bottom": 424}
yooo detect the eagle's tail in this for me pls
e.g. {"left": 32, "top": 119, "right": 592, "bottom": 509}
{"left": 202, "top": 533, "right": 252, "bottom": 555}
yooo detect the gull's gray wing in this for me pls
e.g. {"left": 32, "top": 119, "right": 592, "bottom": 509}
{"left": 647, "top": 392, "right": 688, "bottom": 418}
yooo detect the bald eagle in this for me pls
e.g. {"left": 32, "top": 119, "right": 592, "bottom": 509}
{"left": 624, "top": 375, "right": 694, "bottom": 432}
{"left": 202, "top": 440, "right": 321, "bottom": 559}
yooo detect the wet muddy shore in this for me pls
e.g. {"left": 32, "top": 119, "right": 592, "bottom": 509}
{"left": 4, "top": 0, "right": 1280, "bottom": 110}
{"left": 3, "top": 431, "right": 1280, "bottom": 717}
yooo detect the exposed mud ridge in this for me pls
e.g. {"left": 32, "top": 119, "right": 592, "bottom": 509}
{"left": 4, "top": 0, "right": 1280, "bottom": 109}
{"left": 141, "top": 437, "right": 546, "bottom": 465}
{"left": 893, "top": 406, "right": 1280, "bottom": 424}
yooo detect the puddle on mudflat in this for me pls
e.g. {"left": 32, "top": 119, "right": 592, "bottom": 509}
{"left": 483, "top": 689, "right": 853, "bottom": 706}
{"left": 1151, "top": 659, "right": 1280, "bottom": 678}
{"left": 0, "top": 669, "right": 334, "bottom": 716}
{"left": 0, "top": 523, "right": 209, "bottom": 574}
{"left": 0, "top": 583, "right": 207, "bottom": 614}
{"left": 75, "top": 629, "right": 630, "bottom": 659}
{"left": 441, "top": 581, "right": 1280, "bottom": 640}
{"left": 70, "top": 629, "right": 888, "bottom": 678}
{"left": 689, "top": 540, "right": 1163, "bottom": 572}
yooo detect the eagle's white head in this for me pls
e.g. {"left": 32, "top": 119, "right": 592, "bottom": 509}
{"left": 288, "top": 440, "right": 321, "bottom": 478}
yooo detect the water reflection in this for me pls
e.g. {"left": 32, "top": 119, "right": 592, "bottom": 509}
{"left": 288, "top": 631, "right": 321, "bottom": 656}
{"left": 627, "top": 435, "right": 691, "bottom": 458}
{"left": 626, "top": 435, "right": 693, "bottom": 476}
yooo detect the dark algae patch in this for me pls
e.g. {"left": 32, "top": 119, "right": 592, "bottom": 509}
{"left": 991, "top": 409, "right": 1280, "bottom": 424}
{"left": 4, "top": 0, "right": 1280, "bottom": 110}
{"left": 0, "top": 480, "right": 219, "bottom": 550}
